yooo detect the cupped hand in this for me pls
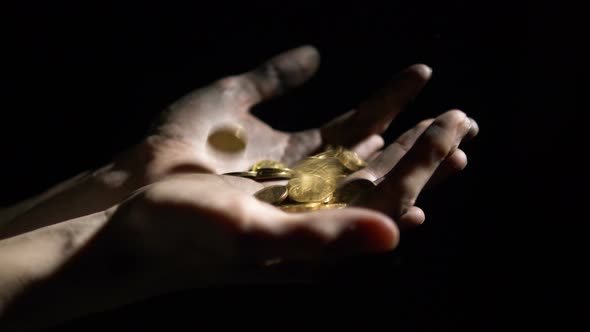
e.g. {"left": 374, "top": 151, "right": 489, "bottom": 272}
{"left": 110, "top": 106, "right": 477, "bottom": 286}
{"left": 106, "top": 173, "right": 398, "bottom": 288}
{"left": 124, "top": 45, "right": 478, "bottom": 234}
{"left": 2, "top": 45, "right": 479, "bottom": 241}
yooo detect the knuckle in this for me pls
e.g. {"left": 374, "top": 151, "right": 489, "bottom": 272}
{"left": 422, "top": 124, "right": 452, "bottom": 159}
{"left": 216, "top": 75, "right": 243, "bottom": 90}
{"left": 215, "top": 75, "right": 255, "bottom": 104}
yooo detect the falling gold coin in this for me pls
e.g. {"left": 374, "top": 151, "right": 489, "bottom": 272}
{"left": 223, "top": 171, "right": 258, "bottom": 178}
{"left": 207, "top": 126, "right": 247, "bottom": 152}
{"left": 319, "top": 203, "right": 348, "bottom": 209}
{"left": 250, "top": 160, "right": 287, "bottom": 171}
{"left": 254, "top": 185, "right": 289, "bottom": 205}
{"left": 287, "top": 173, "right": 335, "bottom": 203}
{"left": 255, "top": 168, "right": 294, "bottom": 181}
{"left": 335, "top": 149, "right": 367, "bottom": 171}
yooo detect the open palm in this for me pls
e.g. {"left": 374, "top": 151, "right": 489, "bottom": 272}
{"left": 0, "top": 46, "right": 476, "bottom": 239}
{"left": 140, "top": 46, "right": 476, "bottom": 226}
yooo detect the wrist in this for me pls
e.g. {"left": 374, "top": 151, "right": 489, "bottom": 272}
{"left": 0, "top": 143, "right": 151, "bottom": 239}
{"left": 0, "top": 206, "right": 167, "bottom": 330}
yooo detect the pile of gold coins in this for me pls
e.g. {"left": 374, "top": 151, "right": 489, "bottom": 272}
{"left": 224, "top": 146, "right": 376, "bottom": 212}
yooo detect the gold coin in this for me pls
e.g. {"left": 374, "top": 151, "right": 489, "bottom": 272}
{"left": 279, "top": 202, "right": 322, "bottom": 213}
{"left": 256, "top": 167, "right": 294, "bottom": 174}
{"left": 322, "top": 193, "right": 334, "bottom": 203}
{"left": 310, "top": 145, "right": 340, "bottom": 159}
{"left": 335, "top": 149, "right": 367, "bottom": 171}
{"left": 333, "top": 178, "right": 376, "bottom": 204}
{"left": 287, "top": 173, "right": 336, "bottom": 203}
{"left": 255, "top": 168, "right": 294, "bottom": 181}
{"left": 291, "top": 157, "right": 346, "bottom": 184}
{"left": 319, "top": 203, "right": 348, "bottom": 209}
{"left": 250, "top": 160, "right": 287, "bottom": 171}
{"left": 254, "top": 185, "right": 288, "bottom": 205}
{"left": 223, "top": 171, "right": 258, "bottom": 178}
{"left": 207, "top": 126, "right": 247, "bottom": 152}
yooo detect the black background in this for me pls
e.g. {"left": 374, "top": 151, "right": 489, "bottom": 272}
{"left": 1, "top": 1, "right": 584, "bottom": 330}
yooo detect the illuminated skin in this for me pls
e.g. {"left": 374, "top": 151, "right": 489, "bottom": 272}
{"left": 0, "top": 46, "right": 478, "bottom": 329}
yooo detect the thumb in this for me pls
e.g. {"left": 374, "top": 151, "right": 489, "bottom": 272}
{"left": 238, "top": 45, "right": 320, "bottom": 108}
{"left": 246, "top": 207, "right": 399, "bottom": 261}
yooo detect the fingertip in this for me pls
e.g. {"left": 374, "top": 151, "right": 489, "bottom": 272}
{"left": 423, "top": 148, "right": 468, "bottom": 190}
{"left": 408, "top": 64, "right": 433, "bottom": 80}
{"left": 351, "top": 134, "right": 385, "bottom": 160}
{"left": 446, "top": 109, "right": 469, "bottom": 122}
{"left": 245, "top": 45, "right": 321, "bottom": 104}
{"left": 398, "top": 206, "right": 426, "bottom": 229}
{"left": 291, "top": 45, "right": 321, "bottom": 68}
{"left": 450, "top": 149, "right": 468, "bottom": 170}
{"left": 298, "top": 208, "right": 400, "bottom": 254}
{"left": 465, "top": 117, "right": 480, "bottom": 141}
{"left": 441, "top": 109, "right": 470, "bottom": 134}
{"left": 339, "top": 208, "right": 399, "bottom": 252}
{"left": 296, "top": 44, "right": 320, "bottom": 60}
{"left": 273, "top": 45, "right": 320, "bottom": 82}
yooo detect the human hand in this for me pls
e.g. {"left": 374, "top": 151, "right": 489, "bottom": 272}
{"left": 135, "top": 45, "right": 477, "bottom": 227}
{"left": 107, "top": 106, "right": 475, "bottom": 286}
{"left": 0, "top": 46, "right": 478, "bottom": 328}
{"left": 0, "top": 45, "right": 477, "bottom": 239}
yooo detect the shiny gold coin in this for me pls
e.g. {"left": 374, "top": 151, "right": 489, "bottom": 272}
{"left": 223, "top": 171, "right": 258, "bottom": 178}
{"left": 333, "top": 178, "right": 376, "bottom": 204}
{"left": 287, "top": 173, "right": 336, "bottom": 203}
{"left": 254, "top": 185, "right": 288, "bottom": 205}
{"left": 311, "top": 145, "right": 341, "bottom": 159}
{"left": 322, "top": 193, "right": 334, "bottom": 203}
{"left": 250, "top": 160, "right": 287, "bottom": 171}
{"left": 291, "top": 158, "right": 346, "bottom": 186}
{"left": 335, "top": 149, "right": 367, "bottom": 171}
{"left": 255, "top": 168, "right": 294, "bottom": 181}
{"left": 319, "top": 203, "right": 348, "bottom": 209}
{"left": 207, "top": 126, "right": 247, "bottom": 152}
{"left": 310, "top": 150, "right": 336, "bottom": 159}
{"left": 256, "top": 167, "right": 294, "bottom": 174}
{"left": 279, "top": 202, "right": 322, "bottom": 213}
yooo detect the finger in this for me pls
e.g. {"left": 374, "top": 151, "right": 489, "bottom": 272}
{"left": 360, "top": 116, "right": 476, "bottom": 179}
{"left": 223, "top": 45, "right": 320, "bottom": 110}
{"left": 350, "top": 134, "right": 384, "bottom": 160}
{"left": 321, "top": 64, "right": 432, "bottom": 147}
{"left": 346, "top": 118, "right": 434, "bottom": 182}
{"left": 398, "top": 206, "right": 426, "bottom": 229}
{"left": 424, "top": 148, "right": 468, "bottom": 189}
{"left": 464, "top": 117, "right": 480, "bottom": 142}
{"left": 367, "top": 150, "right": 382, "bottom": 163}
{"left": 244, "top": 207, "right": 399, "bottom": 261}
{"left": 365, "top": 110, "right": 471, "bottom": 218}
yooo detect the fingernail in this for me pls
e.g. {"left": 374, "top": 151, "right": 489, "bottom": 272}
{"left": 462, "top": 117, "right": 472, "bottom": 135}
{"left": 412, "top": 64, "right": 433, "bottom": 79}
